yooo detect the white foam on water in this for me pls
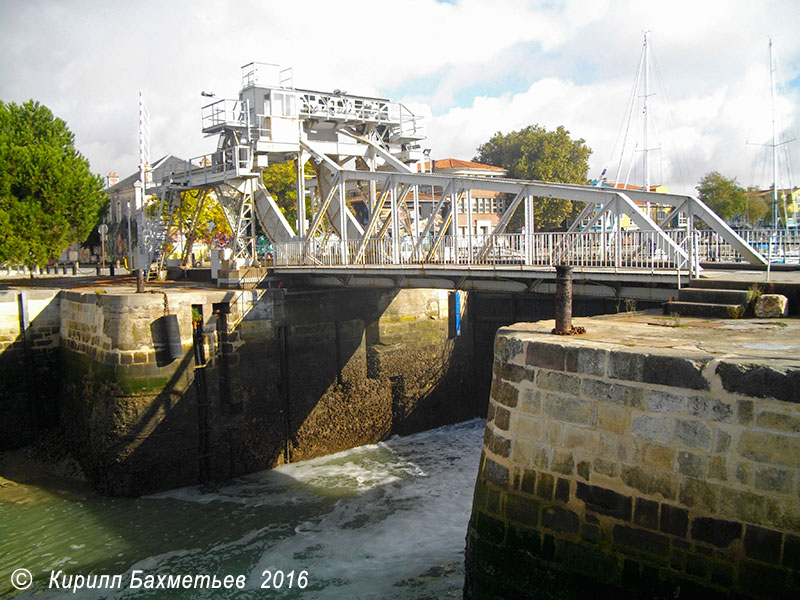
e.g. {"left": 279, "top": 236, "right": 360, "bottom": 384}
{"left": 247, "top": 418, "right": 485, "bottom": 598}
{"left": 12, "top": 418, "right": 485, "bottom": 599}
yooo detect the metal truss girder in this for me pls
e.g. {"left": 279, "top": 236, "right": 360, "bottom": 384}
{"left": 475, "top": 188, "right": 528, "bottom": 262}
{"left": 415, "top": 179, "right": 455, "bottom": 255}
{"left": 658, "top": 199, "right": 688, "bottom": 228}
{"left": 686, "top": 196, "right": 766, "bottom": 265}
{"left": 306, "top": 171, "right": 341, "bottom": 239}
{"left": 566, "top": 202, "right": 598, "bottom": 234}
{"left": 355, "top": 179, "right": 394, "bottom": 260}
{"left": 426, "top": 199, "right": 457, "bottom": 262}
{"left": 339, "top": 130, "right": 412, "bottom": 173}
{"left": 253, "top": 182, "right": 295, "bottom": 244}
{"left": 563, "top": 185, "right": 766, "bottom": 265}
{"left": 280, "top": 165, "right": 763, "bottom": 270}
{"left": 378, "top": 183, "right": 413, "bottom": 239}
{"left": 302, "top": 141, "right": 364, "bottom": 240}
{"left": 300, "top": 140, "right": 342, "bottom": 173}
{"left": 296, "top": 149, "right": 310, "bottom": 238}
{"left": 214, "top": 184, "right": 253, "bottom": 263}
{"left": 615, "top": 192, "right": 687, "bottom": 260}
{"left": 331, "top": 169, "right": 621, "bottom": 203}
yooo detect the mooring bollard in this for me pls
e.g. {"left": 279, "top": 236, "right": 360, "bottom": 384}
{"left": 136, "top": 269, "right": 145, "bottom": 293}
{"left": 552, "top": 265, "right": 586, "bottom": 335}
{"left": 554, "top": 265, "right": 573, "bottom": 334}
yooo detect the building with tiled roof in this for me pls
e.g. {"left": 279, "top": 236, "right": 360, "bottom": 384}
{"left": 416, "top": 158, "right": 509, "bottom": 236}
{"left": 417, "top": 158, "right": 507, "bottom": 178}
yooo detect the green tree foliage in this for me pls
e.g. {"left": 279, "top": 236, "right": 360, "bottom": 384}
{"left": 474, "top": 125, "right": 591, "bottom": 230}
{"left": 745, "top": 186, "right": 770, "bottom": 225}
{"left": 0, "top": 100, "right": 106, "bottom": 267}
{"left": 261, "top": 160, "right": 313, "bottom": 230}
{"left": 147, "top": 189, "right": 232, "bottom": 266}
{"left": 696, "top": 171, "right": 747, "bottom": 222}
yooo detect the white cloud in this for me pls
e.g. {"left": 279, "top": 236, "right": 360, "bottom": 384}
{"left": 1, "top": 0, "right": 798, "bottom": 195}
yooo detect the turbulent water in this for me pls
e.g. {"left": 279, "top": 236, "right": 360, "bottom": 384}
{"left": 1, "top": 419, "right": 485, "bottom": 599}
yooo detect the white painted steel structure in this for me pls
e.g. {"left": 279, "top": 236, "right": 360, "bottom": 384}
{"left": 141, "top": 61, "right": 767, "bottom": 281}
{"left": 271, "top": 169, "right": 767, "bottom": 277}
{"left": 144, "top": 62, "right": 425, "bottom": 270}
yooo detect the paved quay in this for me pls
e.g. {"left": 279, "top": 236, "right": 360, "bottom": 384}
{"left": 505, "top": 309, "right": 800, "bottom": 365}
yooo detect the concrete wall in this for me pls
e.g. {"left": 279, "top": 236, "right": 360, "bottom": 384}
{"left": 465, "top": 319, "right": 800, "bottom": 599}
{"left": 53, "top": 287, "right": 478, "bottom": 495}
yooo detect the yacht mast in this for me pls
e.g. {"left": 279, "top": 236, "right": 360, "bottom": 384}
{"left": 769, "top": 37, "right": 781, "bottom": 229}
{"left": 643, "top": 31, "right": 651, "bottom": 193}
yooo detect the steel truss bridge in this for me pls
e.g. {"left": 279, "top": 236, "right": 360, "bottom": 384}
{"left": 139, "top": 62, "right": 767, "bottom": 290}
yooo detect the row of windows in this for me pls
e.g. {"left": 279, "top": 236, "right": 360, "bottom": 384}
{"left": 456, "top": 197, "right": 505, "bottom": 214}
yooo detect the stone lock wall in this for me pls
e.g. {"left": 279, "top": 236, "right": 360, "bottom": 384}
{"left": 54, "top": 287, "right": 478, "bottom": 495}
{"left": 465, "top": 320, "right": 800, "bottom": 599}
{"left": 58, "top": 290, "right": 223, "bottom": 494}
{"left": 0, "top": 290, "right": 61, "bottom": 448}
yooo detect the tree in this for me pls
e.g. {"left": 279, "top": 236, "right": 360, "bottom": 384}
{"left": 474, "top": 125, "right": 591, "bottom": 230}
{"left": 146, "top": 189, "right": 232, "bottom": 266}
{"left": 261, "top": 160, "right": 313, "bottom": 231}
{"left": 0, "top": 100, "right": 106, "bottom": 268}
{"left": 744, "top": 186, "right": 770, "bottom": 225}
{"left": 696, "top": 171, "right": 746, "bottom": 223}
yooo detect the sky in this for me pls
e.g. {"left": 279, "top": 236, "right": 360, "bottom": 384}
{"left": 1, "top": 0, "right": 799, "bottom": 196}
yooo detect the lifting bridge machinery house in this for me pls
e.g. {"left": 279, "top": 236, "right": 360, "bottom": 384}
{"left": 140, "top": 62, "right": 767, "bottom": 288}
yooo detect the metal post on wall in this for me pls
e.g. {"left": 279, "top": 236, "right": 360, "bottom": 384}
{"left": 552, "top": 265, "right": 585, "bottom": 335}
{"left": 554, "top": 265, "right": 573, "bottom": 334}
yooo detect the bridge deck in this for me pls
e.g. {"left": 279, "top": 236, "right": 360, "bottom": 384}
{"left": 264, "top": 264, "right": 690, "bottom": 299}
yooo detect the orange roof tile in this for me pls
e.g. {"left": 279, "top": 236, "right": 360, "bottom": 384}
{"left": 416, "top": 158, "right": 507, "bottom": 173}
{"left": 435, "top": 158, "right": 505, "bottom": 171}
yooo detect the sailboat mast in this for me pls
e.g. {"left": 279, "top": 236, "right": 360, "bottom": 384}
{"left": 643, "top": 31, "right": 650, "bottom": 193}
{"left": 769, "top": 37, "right": 779, "bottom": 228}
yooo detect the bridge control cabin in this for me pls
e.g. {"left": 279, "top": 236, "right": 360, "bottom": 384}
{"left": 197, "top": 62, "right": 425, "bottom": 177}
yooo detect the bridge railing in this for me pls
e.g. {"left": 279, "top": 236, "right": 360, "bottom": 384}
{"left": 665, "top": 228, "right": 800, "bottom": 265}
{"left": 734, "top": 228, "right": 800, "bottom": 264}
{"left": 274, "top": 230, "right": 691, "bottom": 271}
{"left": 151, "top": 146, "right": 254, "bottom": 188}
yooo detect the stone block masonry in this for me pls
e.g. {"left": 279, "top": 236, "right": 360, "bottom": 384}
{"left": 11, "top": 286, "right": 478, "bottom": 495}
{"left": 465, "top": 314, "right": 800, "bottom": 599}
{"left": 0, "top": 290, "right": 61, "bottom": 448}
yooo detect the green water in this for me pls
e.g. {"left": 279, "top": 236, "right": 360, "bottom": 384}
{"left": 1, "top": 419, "right": 484, "bottom": 599}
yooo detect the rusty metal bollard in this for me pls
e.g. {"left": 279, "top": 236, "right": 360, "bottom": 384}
{"left": 554, "top": 265, "right": 573, "bottom": 334}
{"left": 552, "top": 265, "right": 586, "bottom": 335}
{"left": 136, "top": 269, "right": 145, "bottom": 293}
